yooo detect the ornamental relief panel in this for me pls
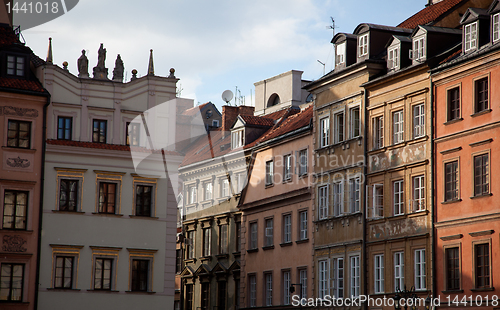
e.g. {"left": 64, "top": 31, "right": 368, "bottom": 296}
{"left": 0, "top": 106, "right": 39, "bottom": 118}
{"left": 2, "top": 235, "right": 27, "bottom": 252}
{"left": 3, "top": 152, "right": 34, "bottom": 172}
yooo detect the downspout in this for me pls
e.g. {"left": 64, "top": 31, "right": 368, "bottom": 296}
{"left": 362, "top": 89, "right": 368, "bottom": 310}
{"left": 430, "top": 77, "right": 436, "bottom": 304}
{"left": 34, "top": 92, "right": 51, "bottom": 310}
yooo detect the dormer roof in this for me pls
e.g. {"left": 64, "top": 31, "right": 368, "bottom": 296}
{"left": 331, "top": 33, "right": 357, "bottom": 44}
{"left": 460, "top": 7, "right": 490, "bottom": 24}
{"left": 385, "top": 35, "right": 412, "bottom": 48}
{"left": 411, "top": 25, "right": 463, "bottom": 36}
{"left": 353, "top": 23, "right": 412, "bottom": 35}
{"left": 488, "top": 0, "right": 500, "bottom": 14}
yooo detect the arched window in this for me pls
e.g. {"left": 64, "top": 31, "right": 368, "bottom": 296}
{"left": 267, "top": 93, "right": 280, "bottom": 107}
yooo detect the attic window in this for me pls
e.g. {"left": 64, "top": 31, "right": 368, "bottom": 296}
{"left": 464, "top": 22, "right": 477, "bottom": 52}
{"left": 335, "top": 42, "right": 346, "bottom": 66}
{"left": 358, "top": 33, "right": 368, "bottom": 57}
{"left": 7, "top": 55, "right": 25, "bottom": 77}
{"left": 493, "top": 13, "right": 499, "bottom": 43}
{"left": 388, "top": 47, "right": 399, "bottom": 70}
{"left": 231, "top": 129, "right": 244, "bottom": 149}
{"left": 267, "top": 94, "right": 280, "bottom": 107}
{"left": 413, "top": 37, "right": 425, "bottom": 61}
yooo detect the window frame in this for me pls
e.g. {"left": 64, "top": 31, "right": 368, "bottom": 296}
{"left": 0, "top": 263, "right": 24, "bottom": 302}
{"left": 92, "top": 119, "right": 107, "bottom": 144}
{"left": 413, "top": 36, "right": 425, "bottom": 61}
{"left": 350, "top": 106, "right": 360, "bottom": 138}
{"left": 374, "top": 254, "right": 384, "bottom": 294}
{"left": 93, "top": 257, "right": 113, "bottom": 290}
{"left": 204, "top": 181, "right": 213, "bottom": 201}
{"left": 186, "top": 230, "right": 195, "bottom": 259}
{"left": 388, "top": 46, "right": 399, "bottom": 70}
{"left": 473, "top": 240, "right": 491, "bottom": 289}
{"left": 413, "top": 103, "right": 425, "bottom": 139}
{"left": 493, "top": 13, "right": 500, "bottom": 43}
{"left": 248, "top": 274, "right": 257, "bottom": 307}
{"left": 444, "top": 159, "right": 460, "bottom": 202}
{"left": 134, "top": 183, "right": 154, "bottom": 217}
{"left": 318, "top": 259, "right": 330, "bottom": 299}
{"left": 283, "top": 154, "right": 292, "bottom": 181}
{"left": 202, "top": 227, "right": 211, "bottom": 257}
{"left": 394, "top": 251, "right": 404, "bottom": 291}
{"left": 129, "top": 252, "right": 154, "bottom": 292}
{"left": 298, "top": 149, "right": 308, "bottom": 176}
{"left": 265, "top": 272, "right": 273, "bottom": 306}
{"left": 336, "top": 42, "right": 346, "bottom": 66}
{"left": 2, "top": 190, "right": 28, "bottom": 230}
{"left": 282, "top": 213, "right": 292, "bottom": 244}
{"left": 464, "top": 22, "right": 478, "bottom": 52}
{"left": 348, "top": 177, "right": 360, "bottom": 213}
{"left": 6, "top": 54, "right": 26, "bottom": 77}
{"left": 444, "top": 245, "right": 461, "bottom": 291}
{"left": 393, "top": 179, "right": 404, "bottom": 216}
{"left": 7, "top": 119, "right": 31, "bottom": 149}
{"left": 54, "top": 256, "right": 75, "bottom": 289}
{"left": 446, "top": 85, "right": 461, "bottom": 121}
{"left": 299, "top": 268, "right": 307, "bottom": 299}
{"left": 472, "top": 151, "right": 490, "bottom": 197}
{"left": 333, "top": 257, "right": 344, "bottom": 299}
{"left": 249, "top": 221, "right": 258, "bottom": 250}
{"left": 264, "top": 218, "right": 274, "bottom": 247}
{"left": 218, "top": 224, "right": 228, "bottom": 255}
{"left": 319, "top": 116, "right": 330, "bottom": 148}
{"left": 57, "top": 116, "right": 73, "bottom": 140}
{"left": 265, "top": 160, "right": 274, "bottom": 186}
{"left": 333, "top": 181, "right": 343, "bottom": 216}
{"left": 318, "top": 184, "right": 329, "bottom": 219}
{"left": 126, "top": 122, "right": 140, "bottom": 146}
{"left": 414, "top": 249, "right": 426, "bottom": 291}
{"left": 372, "top": 115, "right": 384, "bottom": 150}
{"left": 412, "top": 175, "right": 425, "bottom": 213}
{"left": 283, "top": 269, "right": 291, "bottom": 305}
{"left": 474, "top": 75, "right": 489, "bottom": 114}
{"left": 299, "top": 210, "right": 307, "bottom": 241}
{"left": 98, "top": 182, "right": 118, "bottom": 214}
{"left": 358, "top": 33, "right": 369, "bottom": 57}
{"left": 58, "top": 179, "right": 78, "bottom": 212}
{"left": 350, "top": 255, "right": 360, "bottom": 298}
{"left": 334, "top": 111, "right": 345, "bottom": 144}
{"left": 392, "top": 110, "right": 404, "bottom": 145}
{"left": 231, "top": 129, "right": 244, "bottom": 149}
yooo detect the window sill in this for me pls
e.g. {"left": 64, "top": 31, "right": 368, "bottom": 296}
{"left": 369, "top": 147, "right": 387, "bottom": 155}
{"left": 471, "top": 109, "right": 492, "bottom": 117}
{"left": 262, "top": 245, "right": 274, "bottom": 251}
{"left": 125, "top": 290, "right": 156, "bottom": 294}
{"left": 408, "top": 210, "right": 429, "bottom": 218}
{"left": 470, "top": 193, "right": 492, "bottom": 199}
{"left": 444, "top": 118, "right": 463, "bottom": 125}
{"left": 47, "top": 288, "right": 81, "bottom": 291}
{"left": 216, "top": 254, "right": 229, "bottom": 259}
{"left": 200, "top": 256, "right": 212, "bottom": 262}
{"left": 0, "top": 229, "right": 33, "bottom": 232}
{"left": 295, "top": 239, "right": 309, "bottom": 244}
{"left": 298, "top": 173, "right": 308, "bottom": 179}
{"left": 184, "top": 258, "right": 196, "bottom": 264}
{"left": 408, "top": 135, "right": 428, "bottom": 145}
{"left": 279, "top": 242, "right": 293, "bottom": 247}
{"left": 87, "top": 289, "right": 120, "bottom": 293}
{"left": 1, "top": 146, "right": 36, "bottom": 153}
{"left": 91, "top": 212, "right": 124, "bottom": 217}
{"left": 129, "top": 215, "right": 159, "bottom": 219}
{"left": 441, "top": 199, "right": 462, "bottom": 205}
{"left": 265, "top": 183, "right": 274, "bottom": 189}
{"left": 282, "top": 178, "right": 292, "bottom": 184}
{"left": 246, "top": 248, "right": 258, "bottom": 253}
{"left": 442, "top": 289, "right": 464, "bottom": 294}
{"left": 470, "top": 287, "right": 494, "bottom": 292}
{"left": 52, "top": 210, "right": 85, "bottom": 214}
{"left": 232, "top": 251, "right": 241, "bottom": 257}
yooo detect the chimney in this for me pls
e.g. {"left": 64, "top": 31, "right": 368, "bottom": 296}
{"left": 222, "top": 105, "right": 255, "bottom": 132}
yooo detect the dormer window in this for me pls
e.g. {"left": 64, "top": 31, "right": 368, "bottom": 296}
{"left": 388, "top": 47, "right": 399, "bottom": 70}
{"left": 413, "top": 37, "right": 425, "bottom": 61}
{"left": 493, "top": 13, "right": 499, "bottom": 43}
{"left": 336, "top": 42, "right": 346, "bottom": 66}
{"left": 464, "top": 22, "right": 478, "bottom": 52}
{"left": 7, "top": 55, "right": 25, "bottom": 77}
{"left": 358, "top": 33, "right": 368, "bottom": 57}
{"left": 231, "top": 129, "right": 244, "bottom": 149}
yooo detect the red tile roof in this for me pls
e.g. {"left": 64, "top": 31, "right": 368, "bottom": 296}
{"left": 0, "top": 77, "right": 45, "bottom": 92}
{"left": 0, "top": 24, "right": 20, "bottom": 47}
{"left": 239, "top": 115, "right": 275, "bottom": 127}
{"left": 398, "top": 0, "right": 464, "bottom": 29}
{"left": 258, "top": 105, "right": 312, "bottom": 144}
{"left": 439, "top": 48, "right": 461, "bottom": 64}
{"left": 46, "top": 139, "right": 182, "bottom": 156}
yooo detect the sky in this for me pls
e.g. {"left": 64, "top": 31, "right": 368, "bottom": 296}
{"left": 21, "top": 0, "right": 428, "bottom": 110}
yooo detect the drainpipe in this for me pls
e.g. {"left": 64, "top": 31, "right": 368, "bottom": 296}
{"left": 362, "top": 89, "right": 368, "bottom": 310}
{"left": 34, "top": 92, "right": 51, "bottom": 310}
{"left": 430, "top": 78, "right": 436, "bottom": 303}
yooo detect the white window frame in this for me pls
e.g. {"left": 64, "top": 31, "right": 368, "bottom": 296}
{"left": 202, "top": 227, "right": 211, "bottom": 257}
{"left": 299, "top": 211, "right": 307, "bottom": 240}
{"left": 336, "top": 42, "right": 346, "bottom": 66}
{"left": 265, "top": 218, "right": 273, "bottom": 247}
{"left": 284, "top": 154, "right": 292, "bottom": 181}
{"left": 358, "top": 33, "right": 369, "bottom": 57}
{"left": 493, "top": 13, "right": 500, "bottom": 43}
{"left": 413, "top": 104, "right": 425, "bottom": 138}
{"left": 299, "top": 269, "right": 307, "bottom": 298}
{"left": 318, "top": 259, "right": 330, "bottom": 298}
{"left": 350, "top": 107, "right": 360, "bottom": 138}
{"left": 333, "top": 181, "right": 343, "bottom": 216}
{"left": 298, "top": 149, "right": 308, "bottom": 176}
{"left": 394, "top": 252, "right": 404, "bottom": 291}
{"left": 204, "top": 182, "right": 212, "bottom": 200}
{"left": 231, "top": 129, "right": 244, "bottom": 149}
{"left": 266, "top": 160, "right": 274, "bottom": 186}
{"left": 413, "top": 37, "right": 425, "bottom": 61}
{"left": 350, "top": 255, "right": 360, "bottom": 298}
{"left": 349, "top": 177, "right": 360, "bottom": 213}
{"left": 189, "top": 185, "right": 197, "bottom": 205}
{"left": 320, "top": 117, "right": 330, "bottom": 148}
{"left": 249, "top": 275, "right": 257, "bottom": 307}
{"left": 265, "top": 273, "right": 273, "bottom": 306}
{"left": 388, "top": 46, "right": 399, "bottom": 70}
{"left": 334, "top": 111, "right": 345, "bottom": 143}
{"left": 373, "top": 116, "right": 384, "bottom": 149}
{"left": 250, "top": 222, "right": 258, "bottom": 250}
{"left": 374, "top": 254, "right": 384, "bottom": 294}
{"left": 283, "top": 270, "right": 291, "bottom": 305}
{"left": 393, "top": 180, "right": 404, "bottom": 216}
{"left": 464, "top": 22, "right": 478, "bottom": 52}
{"left": 333, "top": 257, "right": 344, "bottom": 299}
{"left": 367, "top": 184, "right": 384, "bottom": 219}
{"left": 221, "top": 178, "right": 230, "bottom": 197}
{"left": 414, "top": 249, "right": 426, "bottom": 290}
{"left": 412, "top": 175, "right": 425, "bottom": 212}
{"left": 283, "top": 214, "right": 292, "bottom": 243}
{"left": 393, "top": 110, "right": 404, "bottom": 144}
{"left": 318, "top": 185, "right": 329, "bottom": 220}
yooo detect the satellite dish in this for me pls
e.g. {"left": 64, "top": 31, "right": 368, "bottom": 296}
{"left": 222, "top": 90, "right": 234, "bottom": 104}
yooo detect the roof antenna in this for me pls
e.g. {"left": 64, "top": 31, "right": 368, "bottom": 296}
{"left": 327, "top": 17, "right": 336, "bottom": 37}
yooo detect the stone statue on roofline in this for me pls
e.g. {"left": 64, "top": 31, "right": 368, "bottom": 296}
{"left": 77, "top": 50, "right": 89, "bottom": 78}
{"left": 93, "top": 43, "right": 109, "bottom": 80}
{"left": 112, "top": 54, "right": 124, "bottom": 82}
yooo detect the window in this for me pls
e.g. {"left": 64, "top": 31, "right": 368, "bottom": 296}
{"left": 94, "top": 258, "right": 112, "bottom": 290}
{"left": 350, "top": 256, "right": 360, "bottom": 298}
{"left": 218, "top": 281, "right": 226, "bottom": 310}
{"left": 249, "top": 274, "right": 257, "bottom": 307}
{"left": 318, "top": 260, "right": 329, "bottom": 298}
{"left": 320, "top": 117, "right": 330, "bottom": 148}
{"left": 494, "top": 13, "right": 500, "bottom": 42}
{"left": 393, "top": 110, "right": 404, "bottom": 144}
{"left": 204, "top": 182, "right": 212, "bottom": 200}
{"left": 445, "top": 247, "right": 460, "bottom": 290}
{"left": 3, "top": 190, "right": 28, "bottom": 230}
{"left": 445, "top": 161, "right": 459, "bottom": 201}
{"left": 212, "top": 120, "right": 219, "bottom": 127}
{"left": 388, "top": 47, "right": 399, "bottom": 70}
{"left": 7, "top": 120, "right": 31, "bottom": 148}
{"left": 59, "top": 179, "right": 78, "bottom": 211}
{"left": 185, "top": 284, "right": 194, "bottom": 310}
{"left": 349, "top": 178, "right": 360, "bottom": 213}
{"left": 464, "top": 22, "right": 478, "bottom": 52}
{"left": 237, "top": 173, "right": 246, "bottom": 192}
{"left": 336, "top": 42, "right": 346, "bottom": 66}
{"left": 413, "top": 104, "right": 425, "bottom": 138}
{"left": 54, "top": 256, "right": 74, "bottom": 289}
{"left": 203, "top": 227, "right": 211, "bottom": 256}
{"left": 475, "top": 77, "right": 489, "bottom": 113}
{"left": 249, "top": 222, "right": 258, "bottom": 250}
{"left": 219, "top": 224, "right": 228, "bottom": 254}
{"left": 188, "top": 185, "right": 197, "bottom": 204}
{"left": 266, "top": 160, "right": 274, "bottom": 185}
{"left": 126, "top": 122, "right": 140, "bottom": 146}
{"left": 201, "top": 282, "right": 210, "bottom": 309}
{"left": 413, "top": 37, "right": 425, "bottom": 60}
{"left": 264, "top": 218, "right": 273, "bottom": 247}
{"left": 374, "top": 254, "right": 384, "bottom": 294}
{"left": 414, "top": 249, "right": 426, "bottom": 290}
{"left": 333, "top": 258, "right": 344, "bottom": 298}
{"left": 265, "top": 273, "right": 273, "bottom": 306}
{"left": 284, "top": 154, "right": 292, "bottom": 181}
{"left": 0, "top": 263, "right": 24, "bottom": 301}
{"left": 283, "top": 214, "right": 291, "bottom": 243}
{"left": 186, "top": 230, "right": 194, "bottom": 259}
{"left": 298, "top": 149, "right": 307, "bottom": 176}
{"left": 358, "top": 33, "right": 368, "bottom": 56}
{"left": 92, "top": 119, "right": 107, "bottom": 143}
{"left": 175, "top": 249, "right": 182, "bottom": 273}
{"left": 98, "top": 182, "right": 116, "bottom": 214}
{"left": 474, "top": 153, "right": 489, "bottom": 196}
{"left": 135, "top": 185, "right": 152, "bottom": 216}
{"left": 232, "top": 129, "right": 244, "bottom": 149}
{"left": 299, "top": 211, "right": 307, "bottom": 240}
{"left": 333, "top": 181, "right": 343, "bottom": 216}
{"left": 7, "top": 55, "right": 25, "bottom": 76}
{"left": 393, "top": 180, "right": 404, "bottom": 216}
{"left": 394, "top": 252, "right": 404, "bottom": 291}
{"left": 299, "top": 269, "right": 307, "bottom": 298}
{"left": 373, "top": 116, "right": 384, "bottom": 149}
{"left": 350, "top": 107, "right": 360, "bottom": 138}
{"left": 131, "top": 259, "right": 149, "bottom": 291}
{"left": 57, "top": 116, "right": 72, "bottom": 140}
{"left": 367, "top": 184, "right": 384, "bottom": 219}
{"left": 335, "top": 112, "right": 344, "bottom": 143}
{"left": 318, "top": 185, "right": 329, "bottom": 219}
{"left": 283, "top": 270, "right": 291, "bottom": 305}
{"left": 221, "top": 178, "right": 230, "bottom": 197}
{"left": 412, "top": 176, "right": 425, "bottom": 212}
{"left": 236, "top": 221, "right": 241, "bottom": 252}
{"left": 475, "top": 243, "right": 490, "bottom": 288}
{"left": 447, "top": 87, "right": 460, "bottom": 121}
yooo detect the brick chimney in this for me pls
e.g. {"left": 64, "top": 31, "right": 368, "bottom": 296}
{"left": 222, "top": 105, "right": 254, "bottom": 132}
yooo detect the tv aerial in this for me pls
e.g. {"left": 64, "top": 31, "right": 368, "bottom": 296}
{"left": 222, "top": 90, "right": 234, "bottom": 105}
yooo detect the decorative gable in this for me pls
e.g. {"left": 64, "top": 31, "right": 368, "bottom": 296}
{"left": 460, "top": 8, "right": 490, "bottom": 53}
